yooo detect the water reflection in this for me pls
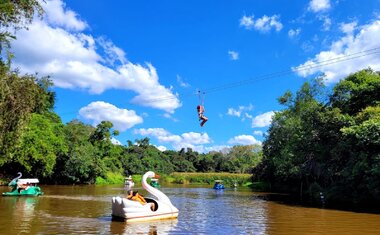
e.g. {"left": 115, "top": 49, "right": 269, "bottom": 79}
{"left": 1, "top": 185, "right": 380, "bottom": 234}
{"left": 171, "top": 188, "right": 268, "bottom": 234}
{"left": 110, "top": 219, "right": 178, "bottom": 235}
{"left": 2, "top": 196, "right": 38, "bottom": 234}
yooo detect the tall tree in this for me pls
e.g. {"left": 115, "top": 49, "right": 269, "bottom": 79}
{"left": 9, "top": 112, "right": 67, "bottom": 177}
{"left": 330, "top": 69, "right": 380, "bottom": 115}
{"left": 0, "top": 70, "right": 54, "bottom": 166}
{"left": 0, "top": 0, "right": 43, "bottom": 63}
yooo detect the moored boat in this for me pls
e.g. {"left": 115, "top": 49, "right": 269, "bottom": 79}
{"left": 150, "top": 178, "right": 160, "bottom": 189}
{"left": 213, "top": 180, "right": 225, "bottom": 190}
{"left": 124, "top": 175, "right": 135, "bottom": 190}
{"left": 2, "top": 173, "right": 43, "bottom": 196}
{"left": 112, "top": 171, "right": 178, "bottom": 222}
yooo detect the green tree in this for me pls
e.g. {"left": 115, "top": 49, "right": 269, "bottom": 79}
{"left": 255, "top": 69, "right": 380, "bottom": 206}
{"left": 0, "top": 68, "right": 54, "bottom": 167}
{"left": 0, "top": 0, "right": 44, "bottom": 63}
{"left": 54, "top": 120, "right": 98, "bottom": 184}
{"left": 11, "top": 112, "right": 67, "bottom": 177}
{"left": 330, "top": 69, "right": 380, "bottom": 115}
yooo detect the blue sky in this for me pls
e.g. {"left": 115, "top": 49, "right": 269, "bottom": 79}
{"left": 10, "top": 0, "right": 380, "bottom": 152}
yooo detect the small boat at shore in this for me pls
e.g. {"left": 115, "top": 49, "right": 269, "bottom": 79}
{"left": 2, "top": 173, "right": 43, "bottom": 196}
{"left": 213, "top": 180, "right": 225, "bottom": 190}
{"left": 150, "top": 178, "right": 160, "bottom": 189}
{"left": 124, "top": 176, "right": 135, "bottom": 190}
{"left": 112, "top": 171, "right": 178, "bottom": 222}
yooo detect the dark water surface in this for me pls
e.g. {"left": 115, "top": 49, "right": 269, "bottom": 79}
{"left": 1, "top": 185, "right": 379, "bottom": 234}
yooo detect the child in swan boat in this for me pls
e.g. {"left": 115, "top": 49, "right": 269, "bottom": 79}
{"left": 127, "top": 190, "right": 155, "bottom": 211}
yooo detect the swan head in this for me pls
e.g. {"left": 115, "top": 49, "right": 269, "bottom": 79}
{"left": 144, "top": 171, "right": 156, "bottom": 179}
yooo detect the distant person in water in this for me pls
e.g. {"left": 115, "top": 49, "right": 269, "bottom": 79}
{"left": 127, "top": 190, "right": 155, "bottom": 211}
{"left": 197, "top": 105, "right": 208, "bottom": 127}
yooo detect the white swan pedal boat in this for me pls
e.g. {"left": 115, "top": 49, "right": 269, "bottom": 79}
{"left": 112, "top": 171, "right": 179, "bottom": 222}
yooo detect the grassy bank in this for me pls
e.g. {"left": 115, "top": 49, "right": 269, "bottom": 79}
{"left": 166, "top": 172, "right": 252, "bottom": 187}
{"left": 94, "top": 172, "right": 267, "bottom": 190}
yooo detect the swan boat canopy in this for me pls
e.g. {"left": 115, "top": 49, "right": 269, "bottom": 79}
{"left": 112, "top": 171, "right": 179, "bottom": 222}
{"left": 2, "top": 173, "right": 43, "bottom": 196}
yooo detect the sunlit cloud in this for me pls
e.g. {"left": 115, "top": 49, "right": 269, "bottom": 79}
{"left": 252, "top": 111, "right": 275, "bottom": 128}
{"left": 176, "top": 75, "right": 190, "bottom": 88}
{"left": 79, "top": 101, "right": 143, "bottom": 132}
{"left": 253, "top": 130, "right": 263, "bottom": 136}
{"left": 134, "top": 128, "right": 211, "bottom": 151}
{"left": 11, "top": 0, "right": 181, "bottom": 113}
{"left": 227, "top": 104, "right": 254, "bottom": 118}
{"left": 288, "top": 28, "right": 301, "bottom": 39}
{"left": 156, "top": 145, "right": 167, "bottom": 152}
{"left": 228, "top": 135, "right": 261, "bottom": 145}
{"left": 240, "top": 14, "right": 283, "bottom": 32}
{"left": 42, "top": 0, "right": 87, "bottom": 31}
{"left": 308, "top": 0, "right": 331, "bottom": 13}
{"left": 294, "top": 20, "right": 380, "bottom": 83}
{"left": 111, "top": 137, "right": 122, "bottom": 145}
{"left": 228, "top": 50, "right": 239, "bottom": 60}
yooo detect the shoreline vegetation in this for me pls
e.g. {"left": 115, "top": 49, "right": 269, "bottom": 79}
{"left": 1, "top": 172, "right": 256, "bottom": 188}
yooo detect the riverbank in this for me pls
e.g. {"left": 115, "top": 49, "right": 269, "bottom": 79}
{"left": 1, "top": 172, "right": 257, "bottom": 188}
{"left": 96, "top": 172, "right": 257, "bottom": 188}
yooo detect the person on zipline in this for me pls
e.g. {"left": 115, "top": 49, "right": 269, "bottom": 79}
{"left": 197, "top": 105, "right": 208, "bottom": 127}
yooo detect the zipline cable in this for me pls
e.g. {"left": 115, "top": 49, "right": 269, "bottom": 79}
{"left": 142, "top": 47, "right": 380, "bottom": 102}
{"left": 58, "top": 47, "right": 380, "bottom": 116}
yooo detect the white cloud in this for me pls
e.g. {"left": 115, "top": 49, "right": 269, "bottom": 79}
{"left": 162, "top": 113, "right": 178, "bottom": 122}
{"left": 227, "top": 104, "right": 253, "bottom": 118}
{"left": 294, "top": 20, "right": 380, "bottom": 83}
{"left": 243, "top": 113, "right": 253, "bottom": 121}
{"left": 240, "top": 15, "right": 255, "bottom": 28}
{"left": 228, "top": 135, "right": 261, "bottom": 145}
{"left": 252, "top": 111, "right": 275, "bottom": 128}
{"left": 340, "top": 21, "right": 357, "bottom": 34}
{"left": 42, "top": 0, "right": 87, "bottom": 31}
{"left": 134, "top": 128, "right": 211, "bottom": 151}
{"left": 79, "top": 101, "right": 143, "bottom": 132}
{"left": 97, "top": 37, "right": 127, "bottom": 65}
{"left": 301, "top": 41, "right": 314, "bottom": 52}
{"left": 321, "top": 16, "right": 332, "bottom": 31}
{"left": 227, "top": 108, "right": 242, "bottom": 117}
{"left": 288, "top": 28, "right": 301, "bottom": 38}
{"left": 240, "top": 14, "right": 283, "bottom": 32}
{"left": 181, "top": 132, "right": 210, "bottom": 145}
{"left": 176, "top": 75, "right": 190, "bottom": 88}
{"left": 253, "top": 130, "right": 263, "bottom": 136}
{"left": 228, "top": 50, "right": 239, "bottom": 60}
{"left": 111, "top": 137, "right": 122, "bottom": 145}
{"left": 308, "top": 0, "right": 331, "bottom": 13}
{"left": 11, "top": 0, "right": 181, "bottom": 114}
{"left": 156, "top": 145, "right": 167, "bottom": 152}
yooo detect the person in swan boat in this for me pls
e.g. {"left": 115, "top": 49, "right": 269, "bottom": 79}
{"left": 127, "top": 190, "right": 155, "bottom": 211}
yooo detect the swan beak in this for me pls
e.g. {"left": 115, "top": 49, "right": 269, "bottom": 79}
{"left": 154, "top": 174, "right": 160, "bottom": 179}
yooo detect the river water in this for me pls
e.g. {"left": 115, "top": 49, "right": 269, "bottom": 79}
{"left": 0, "top": 184, "right": 379, "bottom": 234}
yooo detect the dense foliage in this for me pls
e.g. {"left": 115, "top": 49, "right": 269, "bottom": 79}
{"left": 0, "top": 0, "right": 43, "bottom": 63}
{"left": 254, "top": 69, "right": 380, "bottom": 206}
